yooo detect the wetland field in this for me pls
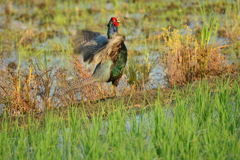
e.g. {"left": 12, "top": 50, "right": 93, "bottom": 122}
{"left": 0, "top": 0, "right": 240, "bottom": 159}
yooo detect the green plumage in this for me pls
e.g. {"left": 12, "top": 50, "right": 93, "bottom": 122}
{"left": 107, "top": 43, "right": 128, "bottom": 86}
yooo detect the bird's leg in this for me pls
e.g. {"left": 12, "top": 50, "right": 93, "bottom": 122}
{"left": 111, "top": 78, "right": 121, "bottom": 97}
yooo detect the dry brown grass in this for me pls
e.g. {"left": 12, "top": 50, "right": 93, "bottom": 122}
{"left": 0, "top": 59, "right": 57, "bottom": 116}
{"left": 0, "top": 54, "right": 116, "bottom": 116}
{"left": 161, "top": 26, "right": 231, "bottom": 86}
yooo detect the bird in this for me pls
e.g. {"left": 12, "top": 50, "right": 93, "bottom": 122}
{"left": 60, "top": 17, "right": 128, "bottom": 96}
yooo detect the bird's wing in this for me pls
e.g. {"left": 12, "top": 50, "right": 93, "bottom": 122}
{"left": 94, "top": 33, "right": 125, "bottom": 64}
{"left": 72, "top": 30, "right": 109, "bottom": 64}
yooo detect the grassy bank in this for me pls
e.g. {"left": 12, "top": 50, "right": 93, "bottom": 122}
{"left": 1, "top": 76, "right": 239, "bottom": 159}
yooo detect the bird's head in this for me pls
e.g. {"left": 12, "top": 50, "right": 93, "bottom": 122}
{"left": 109, "top": 17, "right": 120, "bottom": 27}
{"left": 107, "top": 17, "right": 120, "bottom": 38}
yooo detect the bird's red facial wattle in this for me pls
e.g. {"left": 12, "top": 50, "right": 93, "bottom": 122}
{"left": 111, "top": 17, "right": 120, "bottom": 27}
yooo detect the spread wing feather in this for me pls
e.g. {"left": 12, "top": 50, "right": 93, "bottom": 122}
{"left": 72, "top": 30, "right": 108, "bottom": 63}
{"left": 72, "top": 30, "right": 125, "bottom": 64}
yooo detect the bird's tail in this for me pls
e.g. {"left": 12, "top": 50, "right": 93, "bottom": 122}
{"left": 60, "top": 76, "right": 96, "bottom": 95}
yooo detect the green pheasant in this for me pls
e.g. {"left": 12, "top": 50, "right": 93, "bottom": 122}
{"left": 61, "top": 17, "right": 128, "bottom": 95}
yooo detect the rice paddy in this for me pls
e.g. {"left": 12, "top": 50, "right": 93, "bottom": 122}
{"left": 0, "top": 0, "right": 240, "bottom": 159}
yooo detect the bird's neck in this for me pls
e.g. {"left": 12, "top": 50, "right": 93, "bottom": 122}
{"left": 107, "top": 24, "right": 118, "bottom": 39}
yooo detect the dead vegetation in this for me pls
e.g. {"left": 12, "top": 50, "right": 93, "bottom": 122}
{"left": 161, "top": 26, "right": 234, "bottom": 86}
{"left": 0, "top": 26, "right": 238, "bottom": 116}
{"left": 0, "top": 59, "right": 56, "bottom": 116}
{"left": 0, "top": 54, "right": 120, "bottom": 116}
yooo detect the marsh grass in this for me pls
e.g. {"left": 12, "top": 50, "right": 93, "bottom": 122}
{"left": 0, "top": 53, "right": 117, "bottom": 116}
{"left": 198, "top": 0, "right": 220, "bottom": 48}
{"left": 0, "top": 59, "right": 59, "bottom": 116}
{"left": 126, "top": 49, "right": 155, "bottom": 88}
{"left": 0, "top": 77, "right": 239, "bottom": 159}
{"left": 161, "top": 26, "right": 230, "bottom": 85}
{"left": 0, "top": 0, "right": 239, "bottom": 113}
{"left": 219, "top": 1, "right": 240, "bottom": 43}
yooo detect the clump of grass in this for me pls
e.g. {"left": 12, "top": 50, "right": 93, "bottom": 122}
{"left": 126, "top": 55, "right": 153, "bottom": 88}
{"left": 0, "top": 59, "right": 59, "bottom": 116}
{"left": 198, "top": 0, "right": 220, "bottom": 48}
{"left": 0, "top": 53, "right": 104, "bottom": 116}
{"left": 161, "top": 26, "right": 229, "bottom": 86}
{"left": 17, "top": 29, "right": 37, "bottom": 47}
{"left": 125, "top": 36, "right": 156, "bottom": 89}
